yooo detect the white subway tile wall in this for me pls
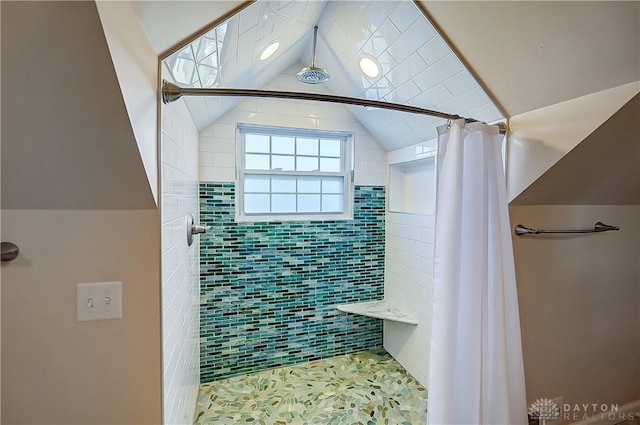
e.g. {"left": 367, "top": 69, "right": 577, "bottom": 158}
{"left": 199, "top": 65, "right": 387, "bottom": 185}
{"left": 388, "top": 144, "right": 436, "bottom": 215}
{"left": 161, "top": 94, "right": 201, "bottom": 425}
{"left": 383, "top": 142, "right": 436, "bottom": 388}
{"left": 386, "top": 138, "right": 438, "bottom": 165}
{"left": 384, "top": 211, "right": 434, "bottom": 387}
{"left": 196, "top": 64, "right": 437, "bottom": 391}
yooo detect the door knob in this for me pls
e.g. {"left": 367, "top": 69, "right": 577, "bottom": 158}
{"left": 1, "top": 242, "right": 19, "bottom": 262}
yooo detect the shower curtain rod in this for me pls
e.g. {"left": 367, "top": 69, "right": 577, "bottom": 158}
{"left": 162, "top": 80, "right": 507, "bottom": 134}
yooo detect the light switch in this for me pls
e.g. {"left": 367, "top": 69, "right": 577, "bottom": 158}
{"left": 76, "top": 281, "right": 123, "bottom": 322}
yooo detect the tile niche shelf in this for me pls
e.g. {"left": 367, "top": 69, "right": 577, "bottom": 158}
{"left": 336, "top": 300, "right": 418, "bottom": 325}
{"left": 388, "top": 154, "right": 436, "bottom": 215}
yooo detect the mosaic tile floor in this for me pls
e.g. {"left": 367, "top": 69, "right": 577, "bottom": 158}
{"left": 193, "top": 349, "right": 428, "bottom": 425}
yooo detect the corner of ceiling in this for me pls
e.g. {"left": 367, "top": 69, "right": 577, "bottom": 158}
{"left": 508, "top": 82, "right": 640, "bottom": 205}
{"left": 97, "top": 0, "right": 160, "bottom": 205}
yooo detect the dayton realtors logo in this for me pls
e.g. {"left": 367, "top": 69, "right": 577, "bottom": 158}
{"left": 563, "top": 402, "right": 636, "bottom": 422}
{"left": 528, "top": 398, "right": 560, "bottom": 424}
{"left": 530, "top": 399, "right": 637, "bottom": 423}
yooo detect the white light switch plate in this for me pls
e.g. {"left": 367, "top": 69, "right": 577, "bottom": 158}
{"left": 76, "top": 281, "right": 123, "bottom": 322}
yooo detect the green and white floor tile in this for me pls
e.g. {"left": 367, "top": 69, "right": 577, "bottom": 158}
{"left": 193, "top": 349, "right": 428, "bottom": 425}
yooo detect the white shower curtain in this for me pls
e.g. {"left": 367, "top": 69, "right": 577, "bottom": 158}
{"left": 427, "top": 120, "right": 527, "bottom": 425}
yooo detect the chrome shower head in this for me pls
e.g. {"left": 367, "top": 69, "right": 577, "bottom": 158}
{"left": 297, "top": 26, "right": 330, "bottom": 84}
{"left": 297, "top": 66, "right": 330, "bottom": 84}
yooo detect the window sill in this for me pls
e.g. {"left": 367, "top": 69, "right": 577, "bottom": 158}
{"left": 235, "top": 213, "right": 354, "bottom": 223}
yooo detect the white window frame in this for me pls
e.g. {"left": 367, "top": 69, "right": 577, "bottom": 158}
{"left": 236, "top": 124, "right": 354, "bottom": 222}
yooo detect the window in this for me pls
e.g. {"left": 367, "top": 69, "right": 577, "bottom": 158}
{"left": 236, "top": 124, "right": 353, "bottom": 221}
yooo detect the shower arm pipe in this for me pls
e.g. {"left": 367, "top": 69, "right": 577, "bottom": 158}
{"left": 162, "top": 80, "right": 506, "bottom": 133}
{"left": 514, "top": 221, "right": 620, "bottom": 236}
{"left": 310, "top": 25, "right": 318, "bottom": 68}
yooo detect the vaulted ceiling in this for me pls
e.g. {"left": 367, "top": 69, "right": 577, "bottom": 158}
{"left": 131, "top": 0, "right": 640, "bottom": 202}
{"left": 133, "top": 0, "right": 640, "bottom": 119}
{"left": 153, "top": 0, "right": 504, "bottom": 151}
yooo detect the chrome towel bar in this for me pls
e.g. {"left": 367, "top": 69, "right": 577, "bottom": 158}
{"left": 514, "top": 221, "right": 620, "bottom": 236}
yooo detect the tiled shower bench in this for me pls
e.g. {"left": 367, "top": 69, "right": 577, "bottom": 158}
{"left": 336, "top": 300, "right": 418, "bottom": 325}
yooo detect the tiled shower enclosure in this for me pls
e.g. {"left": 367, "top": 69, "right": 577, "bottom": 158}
{"left": 199, "top": 183, "right": 386, "bottom": 382}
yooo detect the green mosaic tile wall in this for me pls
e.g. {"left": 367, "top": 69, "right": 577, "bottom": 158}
{"left": 199, "top": 182, "right": 385, "bottom": 383}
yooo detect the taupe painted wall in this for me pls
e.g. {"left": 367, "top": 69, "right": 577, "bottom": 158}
{"left": 1, "top": 210, "right": 161, "bottom": 425}
{"left": 510, "top": 205, "right": 640, "bottom": 420}
{"left": 1, "top": 1, "right": 155, "bottom": 210}
{"left": 1, "top": 1, "right": 162, "bottom": 424}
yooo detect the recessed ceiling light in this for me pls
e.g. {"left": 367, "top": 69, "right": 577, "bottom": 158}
{"left": 260, "top": 42, "right": 280, "bottom": 61}
{"left": 359, "top": 57, "right": 380, "bottom": 78}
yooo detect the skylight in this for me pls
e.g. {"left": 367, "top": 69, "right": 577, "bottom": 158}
{"left": 165, "top": 24, "right": 227, "bottom": 88}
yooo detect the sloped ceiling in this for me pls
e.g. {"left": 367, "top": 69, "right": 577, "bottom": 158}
{"left": 423, "top": 1, "right": 640, "bottom": 116}
{"left": 139, "top": 0, "right": 504, "bottom": 151}
{"left": 511, "top": 94, "right": 640, "bottom": 205}
{"left": 131, "top": 0, "right": 639, "bottom": 203}
{"left": 131, "top": 1, "right": 246, "bottom": 55}
{"left": 132, "top": 0, "right": 640, "bottom": 118}
{"left": 1, "top": 1, "right": 156, "bottom": 210}
{"left": 506, "top": 82, "right": 639, "bottom": 203}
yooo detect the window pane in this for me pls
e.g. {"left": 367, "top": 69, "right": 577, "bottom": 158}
{"left": 272, "top": 155, "right": 295, "bottom": 171}
{"left": 296, "top": 138, "right": 318, "bottom": 156}
{"left": 272, "top": 194, "right": 296, "bottom": 213}
{"left": 197, "top": 64, "right": 218, "bottom": 87}
{"left": 246, "top": 154, "right": 270, "bottom": 170}
{"left": 320, "top": 139, "right": 341, "bottom": 157}
{"left": 298, "top": 194, "right": 321, "bottom": 212}
{"left": 322, "top": 177, "right": 344, "bottom": 194}
{"left": 272, "top": 136, "right": 295, "bottom": 154}
{"left": 245, "top": 134, "right": 270, "bottom": 153}
{"left": 297, "top": 157, "right": 318, "bottom": 171}
{"left": 171, "top": 53, "right": 195, "bottom": 85}
{"left": 271, "top": 175, "right": 296, "bottom": 193}
{"left": 322, "top": 194, "right": 343, "bottom": 212}
{"left": 239, "top": 126, "right": 352, "bottom": 219}
{"left": 244, "top": 175, "right": 270, "bottom": 193}
{"left": 195, "top": 34, "right": 217, "bottom": 61}
{"left": 244, "top": 194, "right": 270, "bottom": 214}
{"left": 298, "top": 176, "right": 321, "bottom": 193}
{"left": 320, "top": 157, "right": 341, "bottom": 172}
